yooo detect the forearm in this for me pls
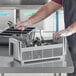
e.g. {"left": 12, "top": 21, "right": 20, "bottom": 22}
{"left": 68, "top": 22, "right": 76, "bottom": 32}
{"left": 29, "top": 1, "right": 62, "bottom": 25}
{"left": 60, "top": 22, "right": 76, "bottom": 37}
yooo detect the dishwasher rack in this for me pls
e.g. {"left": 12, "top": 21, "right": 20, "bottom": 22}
{"left": 9, "top": 37, "right": 67, "bottom": 64}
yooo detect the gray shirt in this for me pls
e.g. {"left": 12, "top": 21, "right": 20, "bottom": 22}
{"left": 64, "top": 0, "right": 76, "bottom": 48}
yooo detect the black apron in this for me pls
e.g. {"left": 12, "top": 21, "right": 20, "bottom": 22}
{"left": 63, "top": 0, "right": 76, "bottom": 48}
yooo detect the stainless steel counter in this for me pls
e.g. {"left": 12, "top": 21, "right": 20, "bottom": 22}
{"left": 0, "top": 49, "right": 74, "bottom": 74}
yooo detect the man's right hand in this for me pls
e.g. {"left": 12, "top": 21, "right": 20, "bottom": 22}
{"left": 16, "top": 19, "right": 32, "bottom": 30}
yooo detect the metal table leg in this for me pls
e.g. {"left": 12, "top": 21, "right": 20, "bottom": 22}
{"left": 54, "top": 73, "right": 61, "bottom": 76}
{"left": 54, "top": 73, "right": 67, "bottom": 76}
{"left": 1, "top": 73, "right": 4, "bottom": 76}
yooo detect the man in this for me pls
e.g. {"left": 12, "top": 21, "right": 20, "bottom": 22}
{"left": 16, "top": 0, "right": 76, "bottom": 75}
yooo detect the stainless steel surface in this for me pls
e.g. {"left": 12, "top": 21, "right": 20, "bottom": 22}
{"left": 0, "top": 0, "right": 48, "bottom": 5}
{"left": 0, "top": 47, "right": 74, "bottom": 73}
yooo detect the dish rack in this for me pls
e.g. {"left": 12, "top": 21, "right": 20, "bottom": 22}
{"left": 9, "top": 33, "right": 67, "bottom": 64}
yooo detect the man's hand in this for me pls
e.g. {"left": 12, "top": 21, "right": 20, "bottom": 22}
{"left": 16, "top": 19, "right": 32, "bottom": 30}
{"left": 53, "top": 27, "right": 75, "bottom": 39}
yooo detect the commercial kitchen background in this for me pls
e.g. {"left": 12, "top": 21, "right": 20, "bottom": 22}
{"left": 0, "top": 0, "right": 65, "bottom": 76}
